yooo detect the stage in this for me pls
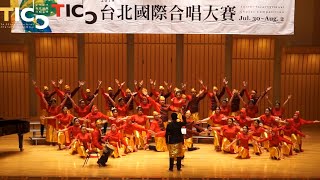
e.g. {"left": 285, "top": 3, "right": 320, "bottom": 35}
{"left": 0, "top": 127, "right": 320, "bottom": 179}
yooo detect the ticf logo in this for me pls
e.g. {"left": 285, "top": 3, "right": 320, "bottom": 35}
{"left": 0, "top": 0, "right": 49, "bottom": 30}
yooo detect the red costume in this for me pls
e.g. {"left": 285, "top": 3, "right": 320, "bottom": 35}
{"left": 245, "top": 104, "right": 258, "bottom": 118}
{"left": 236, "top": 132, "right": 253, "bottom": 150}
{"left": 259, "top": 114, "right": 278, "bottom": 127}
{"left": 68, "top": 125, "right": 82, "bottom": 140}
{"left": 56, "top": 113, "right": 74, "bottom": 129}
{"left": 220, "top": 105, "right": 231, "bottom": 116}
{"left": 91, "top": 128, "right": 103, "bottom": 150}
{"left": 271, "top": 107, "right": 285, "bottom": 118}
{"left": 221, "top": 125, "right": 240, "bottom": 141}
{"left": 84, "top": 106, "right": 109, "bottom": 127}
{"left": 250, "top": 125, "right": 265, "bottom": 137}
{"left": 130, "top": 114, "right": 148, "bottom": 126}
{"left": 74, "top": 105, "right": 91, "bottom": 117}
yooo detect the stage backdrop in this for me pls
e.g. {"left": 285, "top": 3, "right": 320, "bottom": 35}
{"left": 11, "top": 0, "right": 295, "bottom": 34}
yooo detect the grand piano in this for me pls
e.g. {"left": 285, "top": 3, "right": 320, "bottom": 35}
{"left": 0, "top": 119, "right": 30, "bottom": 151}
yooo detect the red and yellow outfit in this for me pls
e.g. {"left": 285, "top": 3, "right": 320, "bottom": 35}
{"left": 279, "top": 124, "right": 305, "bottom": 154}
{"left": 221, "top": 125, "right": 240, "bottom": 153}
{"left": 56, "top": 113, "right": 74, "bottom": 146}
{"left": 220, "top": 105, "right": 231, "bottom": 116}
{"left": 208, "top": 113, "right": 226, "bottom": 150}
{"left": 258, "top": 131, "right": 293, "bottom": 159}
{"left": 103, "top": 130, "right": 128, "bottom": 158}
{"left": 131, "top": 114, "right": 149, "bottom": 149}
{"left": 272, "top": 107, "right": 285, "bottom": 118}
{"left": 244, "top": 104, "right": 259, "bottom": 118}
{"left": 148, "top": 119, "right": 167, "bottom": 152}
{"left": 35, "top": 86, "right": 55, "bottom": 125}
{"left": 118, "top": 122, "right": 148, "bottom": 153}
{"left": 74, "top": 105, "right": 91, "bottom": 118}
{"left": 70, "top": 132, "right": 91, "bottom": 157}
{"left": 116, "top": 104, "right": 129, "bottom": 117}
{"left": 259, "top": 114, "right": 278, "bottom": 128}
{"left": 84, "top": 107, "right": 109, "bottom": 128}
{"left": 91, "top": 128, "right": 104, "bottom": 155}
{"left": 250, "top": 125, "right": 266, "bottom": 154}
{"left": 45, "top": 105, "right": 62, "bottom": 143}
{"left": 235, "top": 132, "right": 253, "bottom": 159}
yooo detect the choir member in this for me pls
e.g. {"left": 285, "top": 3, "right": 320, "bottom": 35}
{"left": 80, "top": 80, "right": 101, "bottom": 105}
{"left": 184, "top": 110, "right": 206, "bottom": 151}
{"left": 266, "top": 95, "right": 292, "bottom": 118}
{"left": 41, "top": 96, "right": 67, "bottom": 145}
{"left": 51, "top": 80, "right": 83, "bottom": 109}
{"left": 101, "top": 79, "right": 123, "bottom": 115}
{"left": 68, "top": 94, "right": 98, "bottom": 118}
{"left": 105, "top": 92, "right": 135, "bottom": 117}
{"left": 118, "top": 118, "right": 148, "bottom": 153}
{"left": 186, "top": 82, "right": 207, "bottom": 122}
{"left": 225, "top": 81, "right": 246, "bottom": 116}
{"left": 220, "top": 118, "right": 240, "bottom": 153}
{"left": 286, "top": 111, "right": 319, "bottom": 152}
{"left": 279, "top": 121, "right": 306, "bottom": 154}
{"left": 149, "top": 79, "right": 172, "bottom": 102}
{"left": 250, "top": 120, "right": 266, "bottom": 155}
{"left": 33, "top": 80, "right": 56, "bottom": 137}
{"left": 243, "top": 83, "right": 272, "bottom": 105}
{"left": 227, "top": 125, "right": 256, "bottom": 159}
{"left": 130, "top": 106, "right": 155, "bottom": 149}
{"left": 82, "top": 105, "right": 110, "bottom": 128}
{"left": 199, "top": 107, "right": 227, "bottom": 151}
{"left": 147, "top": 94, "right": 171, "bottom": 127}
{"left": 103, "top": 124, "right": 128, "bottom": 158}
{"left": 234, "top": 108, "right": 254, "bottom": 127}
{"left": 257, "top": 128, "right": 293, "bottom": 160}
{"left": 147, "top": 111, "right": 167, "bottom": 152}
{"left": 69, "top": 124, "right": 91, "bottom": 157}
{"left": 201, "top": 78, "right": 226, "bottom": 115}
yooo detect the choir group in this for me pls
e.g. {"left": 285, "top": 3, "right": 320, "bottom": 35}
{"left": 33, "top": 77, "right": 319, "bottom": 166}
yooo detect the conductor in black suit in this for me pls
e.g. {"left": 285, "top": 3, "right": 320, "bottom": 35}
{"left": 165, "top": 112, "right": 187, "bottom": 171}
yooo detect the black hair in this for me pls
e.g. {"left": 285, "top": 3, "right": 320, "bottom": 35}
{"left": 171, "top": 113, "right": 178, "bottom": 121}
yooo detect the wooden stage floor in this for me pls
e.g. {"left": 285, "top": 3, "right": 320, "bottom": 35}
{"left": 0, "top": 127, "right": 320, "bottom": 179}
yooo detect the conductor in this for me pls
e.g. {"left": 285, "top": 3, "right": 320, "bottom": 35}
{"left": 165, "top": 112, "right": 187, "bottom": 171}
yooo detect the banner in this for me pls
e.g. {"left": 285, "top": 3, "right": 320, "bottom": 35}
{"left": 10, "top": 0, "right": 295, "bottom": 34}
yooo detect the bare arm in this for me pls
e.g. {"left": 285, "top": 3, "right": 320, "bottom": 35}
{"left": 105, "top": 93, "right": 116, "bottom": 107}
{"left": 265, "top": 95, "right": 273, "bottom": 106}
{"left": 282, "top": 95, "right": 292, "bottom": 107}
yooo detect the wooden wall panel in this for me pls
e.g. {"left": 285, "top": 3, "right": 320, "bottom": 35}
{"left": 84, "top": 34, "right": 127, "bottom": 113}
{"left": 35, "top": 35, "right": 78, "bottom": 115}
{"left": 134, "top": 34, "right": 176, "bottom": 95}
{"left": 232, "top": 37, "right": 275, "bottom": 117}
{"left": 0, "top": 47, "right": 28, "bottom": 119}
{"left": 281, "top": 49, "right": 320, "bottom": 120}
{"left": 183, "top": 35, "right": 226, "bottom": 119}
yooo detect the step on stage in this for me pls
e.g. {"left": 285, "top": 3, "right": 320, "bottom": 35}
{"left": 0, "top": 127, "right": 320, "bottom": 180}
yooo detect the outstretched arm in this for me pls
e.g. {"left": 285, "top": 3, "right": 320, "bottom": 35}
{"left": 282, "top": 95, "right": 292, "bottom": 107}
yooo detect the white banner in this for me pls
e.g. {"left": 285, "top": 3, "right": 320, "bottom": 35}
{"left": 11, "top": 0, "right": 295, "bottom": 34}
